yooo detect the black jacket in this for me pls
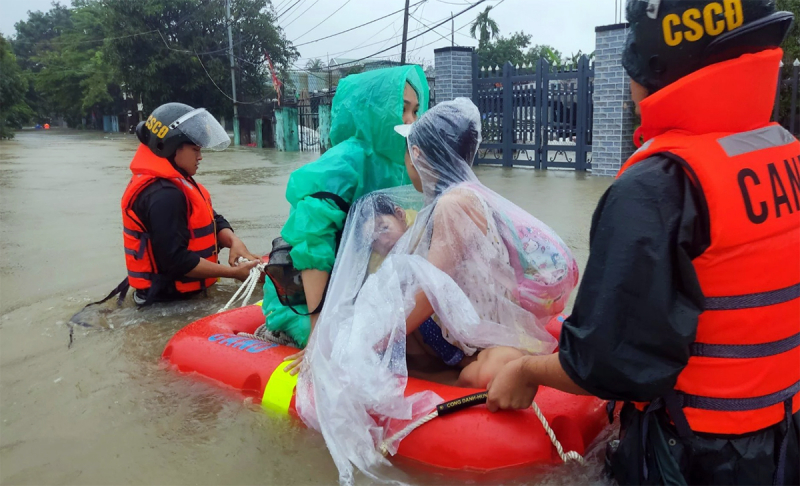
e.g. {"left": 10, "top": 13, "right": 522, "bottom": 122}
{"left": 131, "top": 177, "right": 232, "bottom": 301}
{"left": 558, "top": 156, "right": 799, "bottom": 485}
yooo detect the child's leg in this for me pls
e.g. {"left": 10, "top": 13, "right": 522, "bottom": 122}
{"left": 456, "top": 347, "right": 524, "bottom": 389}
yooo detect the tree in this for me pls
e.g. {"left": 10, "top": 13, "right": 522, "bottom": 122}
{"left": 11, "top": 2, "right": 74, "bottom": 122}
{"left": 476, "top": 32, "right": 572, "bottom": 73}
{"left": 477, "top": 32, "right": 530, "bottom": 69}
{"left": 9, "top": 0, "right": 298, "bottom": 126}
{"left": 469, "top": 6, "right": 499, "bottom": 46}
{"left": 526, "top": 44, "right": 565, "bottom": 68}
{"left": 0, "top": 37, "right": 33, "bottom": 139}
{"left": 102, "top": 0, "right": 297, "bottom": 118}
{"left": 31, "top": 1, "right": 116, "bottom": 126}
{"left": 305, "top": 58, "right": 324, "bottom": 72}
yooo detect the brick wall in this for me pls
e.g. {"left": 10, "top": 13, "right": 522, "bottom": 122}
{"left": 591, "top": 23, "right": 637, "bottom": 176}
{"left": 433, "top": 46, "right": 474, "bottom": 103}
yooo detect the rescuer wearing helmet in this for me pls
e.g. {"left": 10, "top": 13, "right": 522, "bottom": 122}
{"left": 120, "top": 102, "right": 259, "bottom": 305}
{"left": 487, "top": 1, "right": 799, "bottom": 483}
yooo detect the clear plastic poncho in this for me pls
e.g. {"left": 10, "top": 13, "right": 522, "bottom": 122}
{"left": 297, "top": 98, "right": 579, "bottom": 485}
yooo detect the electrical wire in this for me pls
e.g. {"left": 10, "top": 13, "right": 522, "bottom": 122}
{"left": 283, "top": 0, "right": 320, "bottom": 28}
{"left": 291, "top": 0, "right": 353, "bottom": 42}
{"left": 409, "top": 12, "right": 456, "bottom": 46}
{"left": 195, "top": 52, "right": 274, "bottom": 104}
{"left": 296, "top": 9, "right": 456, "bottom": 63}
{"left": 277, "top": 0, "right": 303, "bottom": 19}
{"left": 293, "top": 0, "right": 426, "bottom": 47}
{"left": 332, "top": 0, "right": 488, "bottom": 68}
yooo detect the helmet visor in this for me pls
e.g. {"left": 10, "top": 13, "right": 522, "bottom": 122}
{"left": 169, "top": 108, "right": 231, "bottom": 151}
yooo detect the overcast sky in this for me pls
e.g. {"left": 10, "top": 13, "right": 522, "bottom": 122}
{"left": 1, "top": 0, "right": 623, "bottom": 68}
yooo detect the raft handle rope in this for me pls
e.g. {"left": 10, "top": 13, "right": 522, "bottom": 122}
{"left": 378, "top": 391, "right": 586, "bottom": 465}
{"left": 218, "top": 257, "right": 266, "bottom": 313}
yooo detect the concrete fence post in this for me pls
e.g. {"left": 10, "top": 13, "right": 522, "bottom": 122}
{"left": 318, "top": 104, "right": 332, "bottom": 153}
{"left": 433, "top": 46, "right": 474, "bottom": 104}
{"left": 591, "top": 23, "right": 637, "bottom": 176}
{"left": 275, "top": 107, "right": 299, "bottom": 152}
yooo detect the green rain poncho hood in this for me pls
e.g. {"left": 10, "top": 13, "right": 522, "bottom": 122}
{"left": 263, "top": 65, "right": 429, "bottom": 347}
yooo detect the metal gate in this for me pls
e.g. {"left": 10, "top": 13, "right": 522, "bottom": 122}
{"left": 773, "top": 59, "right": 800, "bottom": 136}
{"left": 472, "top": 54, "right": 594, "bottom": 170}
{"left": 297, "top": 96, "right": 320, "bottom": 152}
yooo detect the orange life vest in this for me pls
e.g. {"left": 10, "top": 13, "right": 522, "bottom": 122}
{"left": 121, "top": 145, "right": 218, "bottom": 294}
{"left": 618, "top": 49, "right": 800, "bottom": 436}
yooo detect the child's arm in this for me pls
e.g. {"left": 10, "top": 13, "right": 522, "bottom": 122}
{"left": 405, "top": 192, "right": 487, "bottom": 334}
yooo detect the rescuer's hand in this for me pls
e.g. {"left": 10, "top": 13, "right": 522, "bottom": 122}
{"left": 230, "top": 260, "right": 260, "bottom": 282}
{"left": 229, "top": 240, "right": 260, "bottom": 267}
{"left": 486, "top": 357, "right": 539, "bottom": 412}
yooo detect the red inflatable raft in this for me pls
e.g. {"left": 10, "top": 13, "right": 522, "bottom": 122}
{"left": 162, "top": 305, "right": 609, "bottom": 475}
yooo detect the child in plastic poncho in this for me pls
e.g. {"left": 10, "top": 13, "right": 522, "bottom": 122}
{"left": 298, "top": 98, "right": 578, "bottom": 485}
{"left": 365, "top": 194, "right": 468, "bottom": 372}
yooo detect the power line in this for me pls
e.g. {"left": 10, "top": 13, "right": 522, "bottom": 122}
{"left": 293, "top": 0, "right": 425, "bottom": 48}
{"left": 333, "top": 0, "right": 488, "bottom": 68}
{"left": 296, "top": 9, "right": 455, "bottom": 63}
{"left": 277, "top": 0, "right": 303, "bottom": 19}
{"left": 273, "top": 0, "right": 293, "bottom": 11}
{"left": 32, "top": 29, "right": 159, "bottom": 46}
{"left": 283, "top": 0, "right": 320, "bottom": 28}
{"left": 291, "top": 0, "right": 353, "bottom": 42}
{"left": 195, "top": 52, "right": 273, "bottom": 105}
{"left": 157, "top": 30, "right": 246, "bottom": 56}
{"left": 409, "top": 12, "right": 455, "bottom": 46}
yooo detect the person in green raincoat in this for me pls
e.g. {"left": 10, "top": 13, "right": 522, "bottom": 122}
{"left": 258, "top": 65, "right": 429, "bottom": 371}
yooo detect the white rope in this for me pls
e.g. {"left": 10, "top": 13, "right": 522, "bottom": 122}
{"left": 218, "top": 257, "right": 267, "bottom": 313}
{"left": 378, "top": 401, "right": 585, "bottom": 465}
{"left": 531, "top": 402, "right": 586, "bottom": 464}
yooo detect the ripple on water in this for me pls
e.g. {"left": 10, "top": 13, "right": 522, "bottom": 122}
{"left": 204, "top": 166, "right": 294, "bottom": 186}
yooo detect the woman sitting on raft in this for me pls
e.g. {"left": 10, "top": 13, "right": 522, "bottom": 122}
{"left": 296, "top": 98, "right": 579, "bottom": 484}
{"left": 257, "top": 66, "right": 429, "bottom": 368}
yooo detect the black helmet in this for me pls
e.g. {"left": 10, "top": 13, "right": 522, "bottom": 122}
{"left": 622, "top": 0, "right": 794, "bottom": 93}
{"left": 136, "top": 102, "right": 230, "bottom": 158}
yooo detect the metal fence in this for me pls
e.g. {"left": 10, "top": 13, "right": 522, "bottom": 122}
{"left": 774, "top": 59, "right": 800, "bottom": 136}
{"left": 472, "top": 54, "right": 594, "bottom": 170}
{"left": 296, "top": 94, "right": 332, "bottom": 152}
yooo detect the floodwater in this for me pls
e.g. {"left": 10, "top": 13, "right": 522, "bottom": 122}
{"left": 0, "top": 130, "right": 614, "bottom": 486}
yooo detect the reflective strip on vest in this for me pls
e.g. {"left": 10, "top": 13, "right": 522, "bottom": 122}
{"left": 690, "top": 332, "right": 800, "bottom": 359}
{"left": 679, "top": 380, "right": 800, "bottom": 412}
{"left": 717, "top": 125, "right": 797, "bottom": 157}
{"left": 192, "top": 222, "right": 215, "bottom": 238}
{"left": 128, "top": 270, "right": 153, "bottom": 280}
{"left": 705, "top": 282, "right": 800, "bottom": 311}
{"left": 123, "top": 228, "right": 150, "bottom": 260}
{"left": 196, "top": 245, "right": 217, "bottom": 259}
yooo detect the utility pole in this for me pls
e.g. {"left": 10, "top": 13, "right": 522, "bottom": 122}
{"left": 225, "top": 0, "right": 239, "bottom": 146}
{"left": 451, "top": 12, "right": 454, "bottom": 46}
{"left": 400, "top": 0, "right": 410, "bottom": 64}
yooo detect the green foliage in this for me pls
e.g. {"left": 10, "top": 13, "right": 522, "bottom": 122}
{"left": 0, "top": 37, "right": 33, "bottom": 139}
{"left": 102, "top": 0, "right": 296, "bottom": 117}
{"left": 305, "top": 58, "right": 324, "bottom": 71}
{"left": 469, "top": 6, "right": 500, "bottom": 46}
{"left": 8, "top": 0, "right": 297, "bottom": 127}
{"left": 476, "top": 33, "right": 588, "bottom": 72}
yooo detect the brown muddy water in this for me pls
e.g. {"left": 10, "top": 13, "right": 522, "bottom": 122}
{"left": 0, "top": 130, "right": 614, "bottom": 486}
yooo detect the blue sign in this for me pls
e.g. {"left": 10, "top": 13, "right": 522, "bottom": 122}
{"left": 208, "top": 334, "right": 277, "bottom": 353}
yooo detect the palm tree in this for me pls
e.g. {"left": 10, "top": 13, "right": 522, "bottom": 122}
{"left": 469, "top": 6, "right": 499, "bottom": 45}
{"left": 305, "top": 58, "right": 324, "bottom": 72}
